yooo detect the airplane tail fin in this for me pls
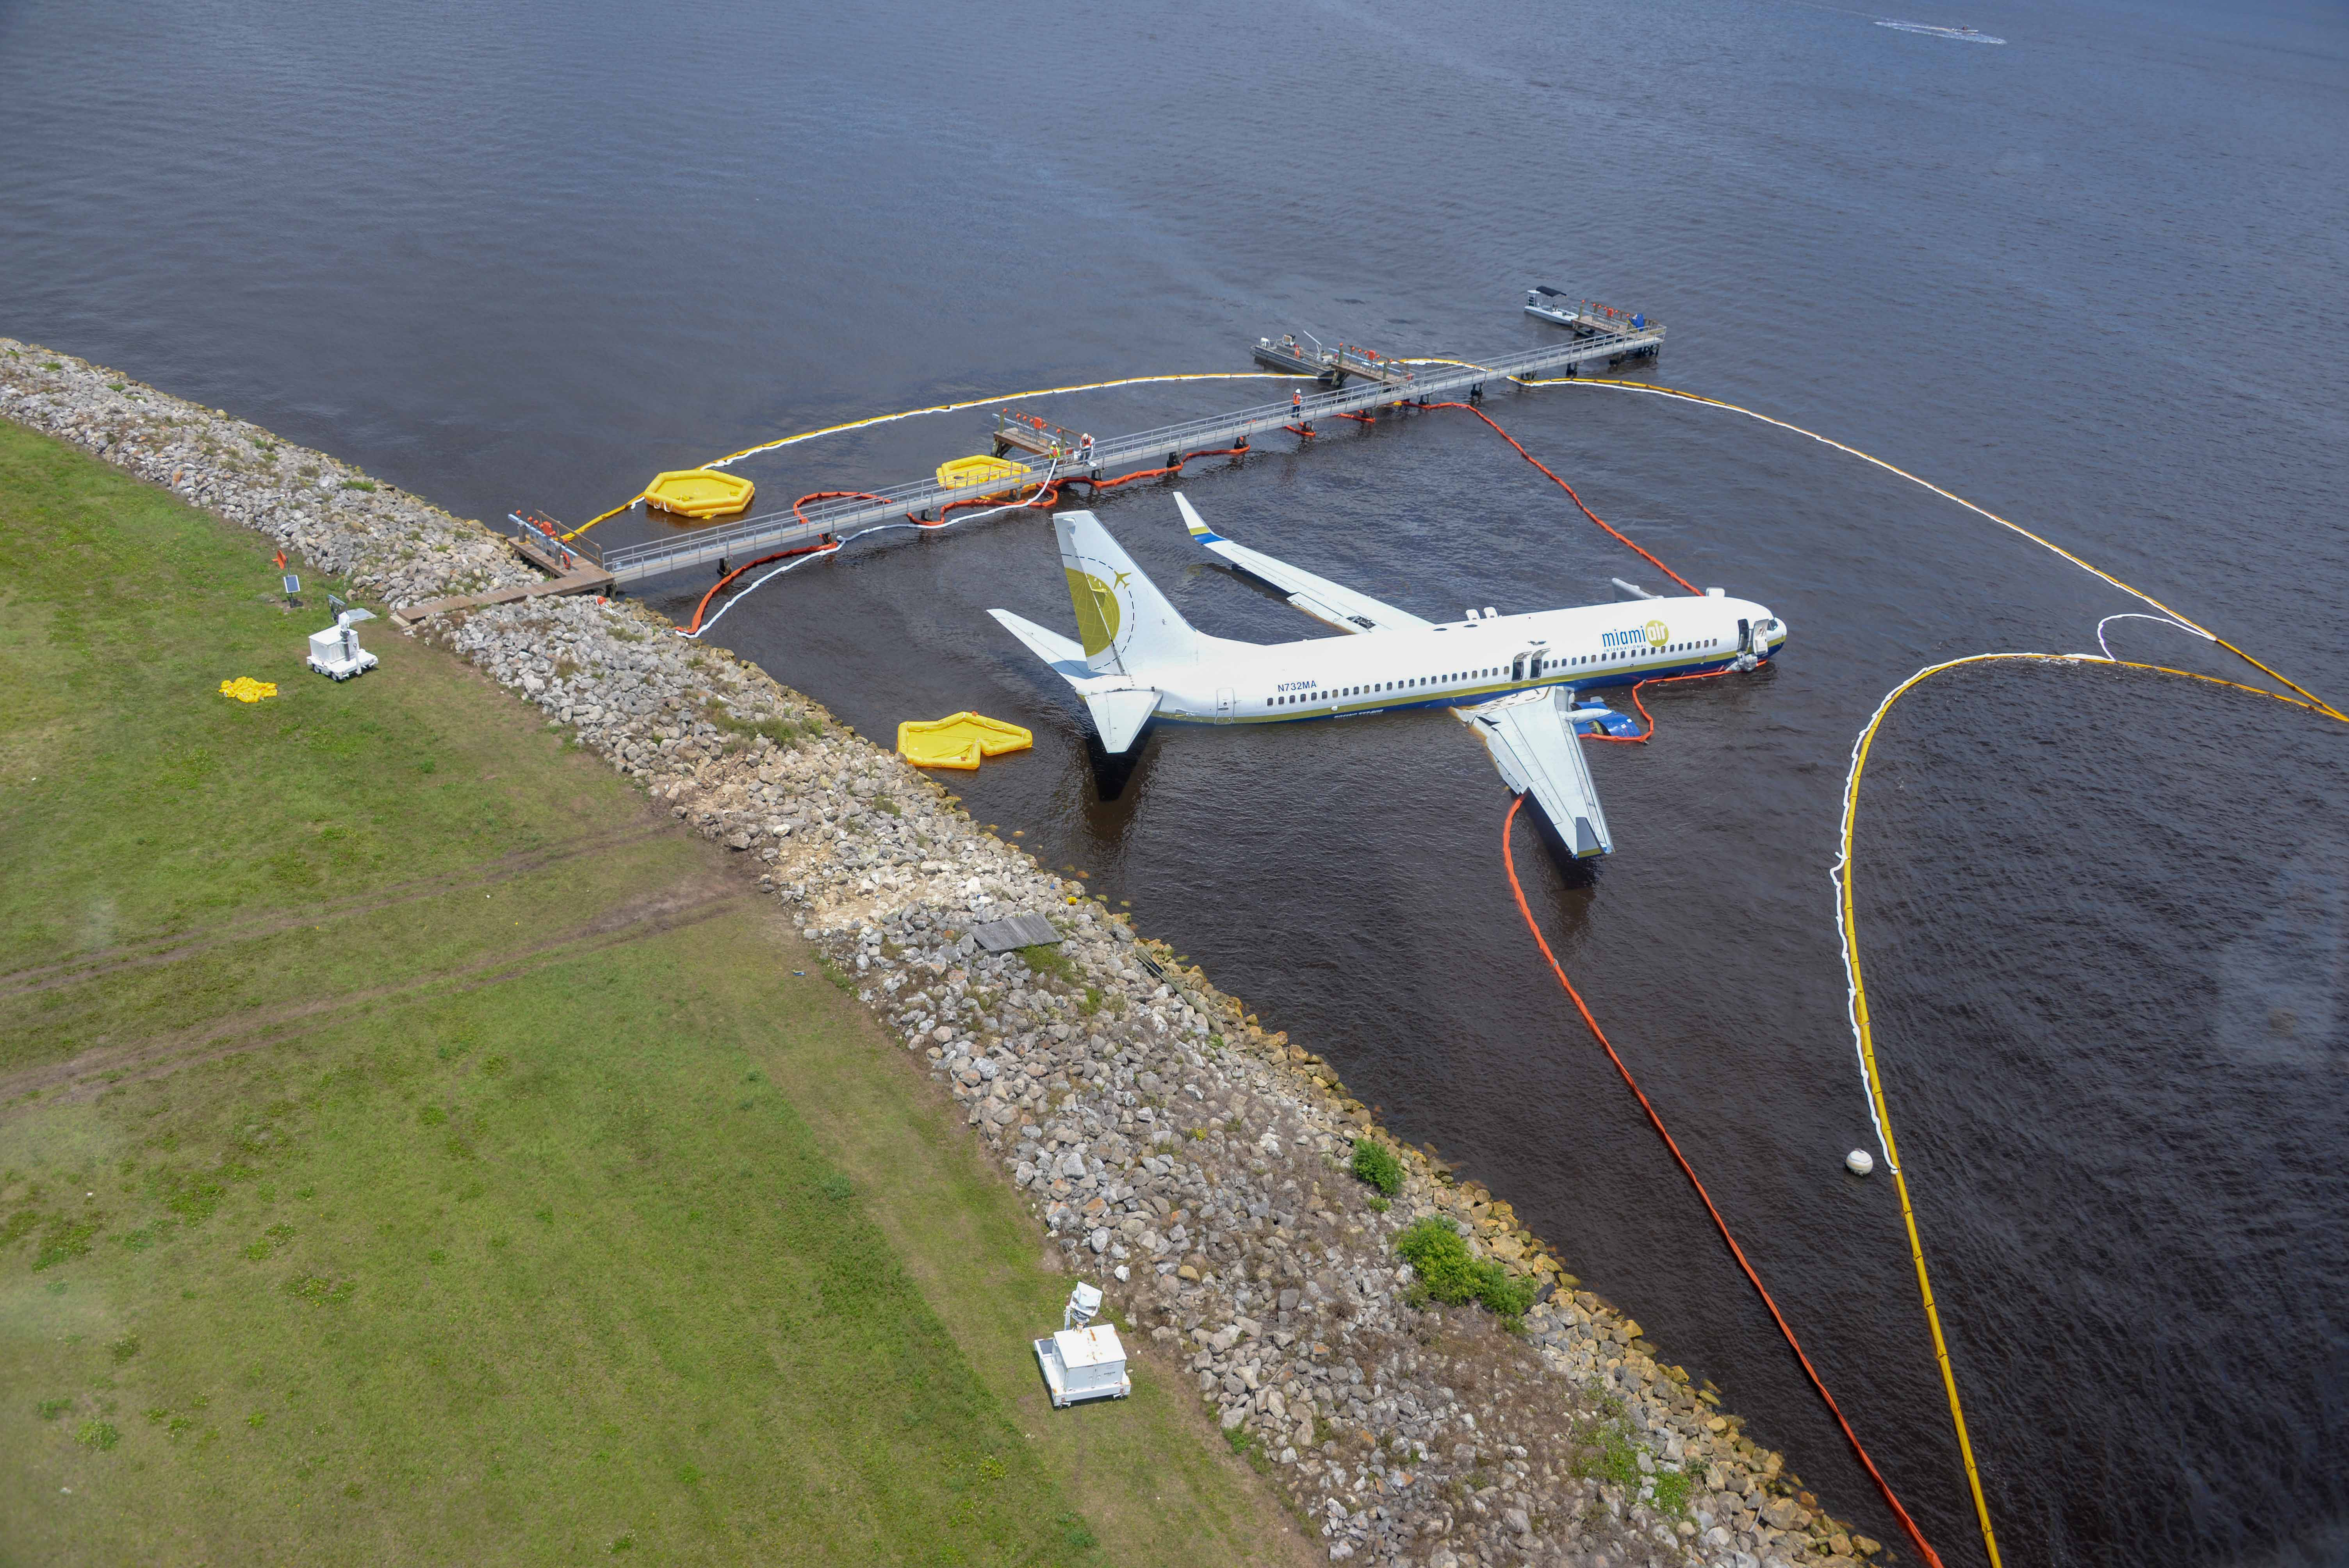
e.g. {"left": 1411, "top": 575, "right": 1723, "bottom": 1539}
{"left": 986, "top": 607, "right": 1164, "bottom": 755}
{"left": 1055, "top": 511, "right": 1200, "bottom": 675}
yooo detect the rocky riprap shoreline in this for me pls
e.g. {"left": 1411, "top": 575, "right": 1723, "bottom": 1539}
{"left": 3, "top": 339, "right": 1889, "bottom": 1568}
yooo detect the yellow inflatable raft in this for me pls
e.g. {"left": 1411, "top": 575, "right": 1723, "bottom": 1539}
{"left": 643, "top": 468, "right": 756, "bottom": 519}
{"left": 934, "top": 454, "right": 1031, "bottom": 497}
{"left": 897, "top": 711, "right": 1033, "bottom": 770}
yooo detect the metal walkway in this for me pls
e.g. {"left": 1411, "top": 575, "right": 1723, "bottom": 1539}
{"left": 585, "top": 329, "right": 1663, "bottom": 590}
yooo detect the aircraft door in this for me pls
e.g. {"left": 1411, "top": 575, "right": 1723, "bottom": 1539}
{"left": 1215, "top": 687, "right": 1233, "bottom": 720}
{"left": 1737, "top": 618, "right": 1752, "bottom": 652}
{"left": 1511, "top": 653, "right": 1528, "bottom": 682}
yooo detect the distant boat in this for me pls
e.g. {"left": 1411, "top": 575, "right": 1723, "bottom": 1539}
{"left": 1875, "top": 19, "right": 2007, "bottom": 43}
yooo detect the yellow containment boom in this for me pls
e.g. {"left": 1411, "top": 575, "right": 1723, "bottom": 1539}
{"left": 897, "top": 711, "right": 1033, "bottom": 770}
{"left": 643, "top": 468, "right": 756, "bottom": 519}
{"left": 934, "top": 454, "right": 1031, "bottom": 497}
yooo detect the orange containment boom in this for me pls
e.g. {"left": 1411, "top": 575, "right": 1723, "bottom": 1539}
{"left": 897, "top": 711, "right": 1033, "bottom": 770}
{"left": 643, "top": 468, "right": 756, "bottom": 519}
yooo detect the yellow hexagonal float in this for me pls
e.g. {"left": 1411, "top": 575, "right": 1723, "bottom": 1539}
{"left": 934, "top": 455, "right": 1031, "bottom": 499}
{"left": 643, "top": 468, "right": 756, "bottom": 519}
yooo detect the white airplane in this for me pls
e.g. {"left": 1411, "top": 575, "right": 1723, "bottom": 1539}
{"left": 989, "top": 495, "right": 1789, "bottom": 858}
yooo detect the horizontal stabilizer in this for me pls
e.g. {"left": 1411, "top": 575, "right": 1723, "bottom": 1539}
{"left": 1458, "top": 690, "right": 1613, "bottom": 858}
{"left": 990, "top": 608, "right": 1160, "bottom": 751}
{"left": 988, "top": 608, "right": 1089, "bottom": 680}
{"left": 1082, "top": 688, "right": 1160, "bottom": 754}
{"left": 1175, "top": 493, "right": 1431, "bottom": 636}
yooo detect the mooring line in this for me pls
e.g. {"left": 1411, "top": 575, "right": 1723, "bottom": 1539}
{"left": 1419, "top": 400, "right": 1700, "bottom": 593}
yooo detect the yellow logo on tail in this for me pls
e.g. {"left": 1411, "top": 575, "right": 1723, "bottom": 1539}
{"left": 1065, "top": 568, "right": 1122, "bottom": 656}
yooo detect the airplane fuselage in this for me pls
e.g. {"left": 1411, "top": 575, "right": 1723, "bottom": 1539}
{"left": 1147, "top": 594, "right": 1784, "bottom": 725}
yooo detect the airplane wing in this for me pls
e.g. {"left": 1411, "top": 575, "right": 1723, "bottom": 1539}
{"left": 1175, "top": 493, "right": 1431, "bottom": 636}
{"left": 1457, "top": 689, "right": 1614, "bottom": 859}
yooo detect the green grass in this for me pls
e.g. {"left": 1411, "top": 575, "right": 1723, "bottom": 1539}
{"left": 0, "top": 420, "right": 1309, "bottom": 1566}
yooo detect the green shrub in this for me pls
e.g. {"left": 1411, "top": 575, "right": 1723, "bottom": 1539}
{"left": 1350, "top": 1139, "right": 1403, "bottom": 1196}
{"left": 1574, "top": 1419, "right": 1642, "bottom": 1489}
{"left": 1395, "top": 1217, "right": 1533, "bottom": 1317}
{"left": 705, "top": 702, "right": 807, "bottom": 748}
{"left": 1017, "top": 943, "right": 1076, "bottom": 984}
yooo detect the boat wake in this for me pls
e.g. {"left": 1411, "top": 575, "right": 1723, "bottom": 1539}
{"left": 1875, "top": 19, "right": 2007, "bottom": 42}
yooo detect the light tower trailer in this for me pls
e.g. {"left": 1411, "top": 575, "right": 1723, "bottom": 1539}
{"left": 1034, "top": 1324, "right": 1131, "bottom": 1409}
{"left": 307, "top": 609, "right": 380, "bottom": 680}
{"left": 1034, "top": 1282, "right": 1130, "bottom": 1408}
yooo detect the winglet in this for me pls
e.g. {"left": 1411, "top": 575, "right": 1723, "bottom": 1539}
{"left": 1173, "top": 492, "right": 1223, "bottom": 543}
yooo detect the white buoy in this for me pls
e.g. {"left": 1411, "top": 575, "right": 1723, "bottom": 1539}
{"left": 1846, "top": 1148, "right": 1875, "bottom": 1176}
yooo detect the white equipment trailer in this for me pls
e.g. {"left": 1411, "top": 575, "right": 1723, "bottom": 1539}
{"left": 307, "top": 609, "right": 379, "bottom": 680}
{"left": 1034, "top": 1282, "right": 1130, "bottom": 1408}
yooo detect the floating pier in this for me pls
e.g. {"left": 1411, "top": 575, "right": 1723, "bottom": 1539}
{"left": 510, "top": 325, "right": 1665, "bottom": 593}
{"left": 1251, "top": 334, "right": 1420, "bottom": 388}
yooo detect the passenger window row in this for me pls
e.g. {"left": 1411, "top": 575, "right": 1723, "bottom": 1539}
{"left": 1271, "top": 639, "right": 1729, "bottom": 705}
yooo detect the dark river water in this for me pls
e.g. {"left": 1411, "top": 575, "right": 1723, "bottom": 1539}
{"left": 5, "top": 0, "right": 2345, "bottom": 1561}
